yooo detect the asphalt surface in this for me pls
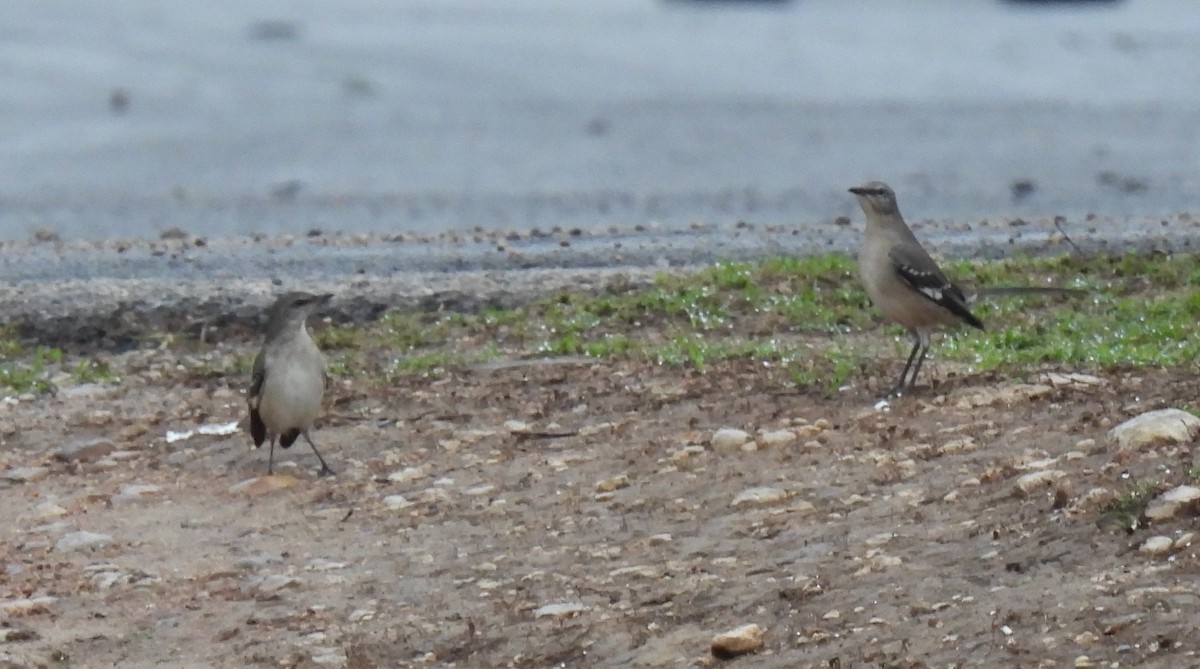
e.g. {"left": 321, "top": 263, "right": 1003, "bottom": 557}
{"left": 1, "top": 0, "right": 1198, "bottom": 250}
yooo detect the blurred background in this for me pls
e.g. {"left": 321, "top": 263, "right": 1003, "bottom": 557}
{"left": 0, "top": 0, "right": 1197, "bottom": 241}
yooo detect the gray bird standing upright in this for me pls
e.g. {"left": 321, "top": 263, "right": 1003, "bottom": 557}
{"left": 849, "top": 181, "right": 984, "bottom": 396}
{"left": 248, "top": 291, "right": 336, "bottom": 475}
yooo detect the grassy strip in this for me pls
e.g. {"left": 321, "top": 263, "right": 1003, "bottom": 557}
{"left": 313, "top": 250, "right": 1199, "bottom": 395}
{"left": 1, "top": 250, "right": 1197, "bottom": 394}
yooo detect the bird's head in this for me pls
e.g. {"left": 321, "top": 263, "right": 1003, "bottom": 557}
{"left": 848, "top": 181, "right": 901, "bottom": 218}
{"left": 265, "top": 291, "right": 333, "bottom": 336}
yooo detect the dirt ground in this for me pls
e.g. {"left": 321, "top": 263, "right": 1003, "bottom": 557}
{"left": 1, "top": 344, "right": 1198, "bottom": 668}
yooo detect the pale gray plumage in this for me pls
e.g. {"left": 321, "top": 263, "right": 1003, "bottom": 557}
{"left": 849, "top": 181, "right": 983, "bottom": 396}
{"left": 248, "top": 291, "right": 335, "bottom": 475}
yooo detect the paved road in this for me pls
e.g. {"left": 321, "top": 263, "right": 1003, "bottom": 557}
{"left": 1, "top": 0, "right": 1199, "bottom": 246}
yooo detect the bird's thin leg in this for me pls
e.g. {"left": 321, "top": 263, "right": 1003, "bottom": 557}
{"left": 902, "top": 340, "right": 931, "bottom": 393}
{"left": 302, "top": 432, "right": 336, "bottom": 476}
{"left": 268, "top": 436, "right": 277, "bottom": 475}
{"left": 889, "top": 331, "right": 923, "bottom": 396}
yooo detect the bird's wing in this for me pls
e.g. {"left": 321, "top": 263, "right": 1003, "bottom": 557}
{"left": 888, "top": 243, "right": 983, "bottom": 329}
{"left": 248, "top": 350, "right": 268, "bottom": 446}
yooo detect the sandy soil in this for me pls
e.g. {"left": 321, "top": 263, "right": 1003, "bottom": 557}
{"left": 0, "top": 338, "right": 1198, "bottom": 669}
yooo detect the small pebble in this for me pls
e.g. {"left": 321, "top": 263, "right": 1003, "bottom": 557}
{"left": 55, "top": 531, "right": 112, "bottom": 552}
{"left": 711, "top": 623, "right": 764, "bottom": 659}
{"left": 711, "top": 428, "right": 751, "bottom": 453}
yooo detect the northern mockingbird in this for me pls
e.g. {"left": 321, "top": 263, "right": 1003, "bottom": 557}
{"left": 849, "top": 181, "right": 984, "bottom": 396}
{"left": 248, "top": 291, "right": 336, "bottom": 476}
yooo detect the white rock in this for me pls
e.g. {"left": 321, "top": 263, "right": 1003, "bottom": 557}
{"left": 1145, "top": 485, "right": 1200, "bottom": 521}
{"left": 1109, "top": 409, "right": 1200, "bottom": 450}
{"left": 0, "top": 596, "right": 56, "bottom": 615}
{"left": 711, "top": 623, "right": 764, "bottom": 658}
{"left": 1158, "top": 484, "right": 1200, "bottom": 505}
{"left": 306, "top": 559, "right": 347, "bottom": 571}
{"left": 731, "top": 486, "right": 791, "bottom": 508}
{"left": 504, "top": 420, "right": 530, "bottom": 434}
{"left": 1139, "top": 536, "right": 1174, "bottom": 555}
{"left": 54, "top": 531, "right": 112, "bottom": 552}
{"left": 711, "top": 428, "right": 751, "bottom": 453}
{"left": 756, "top": 430, "right": 797, "bottom": 448}
{"left": 258, "top": 574, "right": 301, "bottom": 592}
{"left": 1013, "top": 470, "right": 1066, "bottom": 496}
{"left": 609, "top": 565, "right": 660, "bottom": 579}
{"left": 464, "top": 484, "right": 497, "bottom": 496}
{"left": 383, "top": 495, "right": 413, "bottom": 510}
{"left": 111, "top": 484, "right": 163, "bottom": 504}
{"left": 33, "top": 502, "right": 68, "bottom": 518}
{"left": 2, "top": 467, "right": 49, "bottom": 484}
{"left": 595, "top": 474, "right": 629, "bottom": 492}
{"left": 534, "top": 601, "right": 588, "bottom": 619}
{"left": 386, "top": 467, "right": 425, "bottom": 483}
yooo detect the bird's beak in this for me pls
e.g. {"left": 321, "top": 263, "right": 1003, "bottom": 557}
{"left": 848, "top": 186, "right": 869, "bottom": 196}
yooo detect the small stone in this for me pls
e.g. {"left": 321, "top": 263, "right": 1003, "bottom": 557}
{"left": 464, "top": 484, "right": 496, "bottom": 496}
{"left": 33, "top": 502, "right": 68, "bottom": 518}
{"left": 386, "top": 467, "right": 425, "bottom": 484}
{"left": 711, "top": 428, "right": 751, "bottom": 453}
{"left": 0, "top": 628, "right": 38, "bottom": 642}
{"left": 504, "top": 420, "right": 531, "bottom": 434}
{"left": 756, "top": 430, "right": 796, "bottom": 448}
{"left": 2, "top": 467, "right": 49, "bottom": 484}
{"left": 111, "top": 484, "right": 163, "bottom": 504}
{"left": 383, "top": 495, "right": 413, "bottom": 510}
{"left": 56, "top": 438, "right": 118, "bottom": 463}
{"left": 55, "top": 531, "right": 112, "bottom": 552}
{"left": 670, "top": 445, "right": 706, "bottom": 462}
{"left": 1144, "top": 485, "right": 1200, "bottom": 521}
{"left": 1109, "top": 409, "right": 1200, "bottom": 450}
{"left": 0, "top": 596, "right": 56, "bottom": 616}
{"left": 711, "top": 623, "right": 764, "bottom": 659}
{"left": 731, "top": 486, "right": 791, "bottom": 508}
{"left": 534, "top": 601, "right": 588, "bottom": 619}
{"left": 228, "top": 475, "right": 299, "bottom": 496}
{"left": 234, "top": 554, "right": 284, "bottom": 571}
{"left": 1013, "top": 470, "right": 1066, "bottom": 496}
{"left": 1139, "top": 536, "right": 1174, "bottom": 555}
{"left": 1100, "top": 613, "right": 1143, "bottom": 635}
{"left": 595, "top": 474, "right": 630, "bottom": 492}
{"left": 822, "top": 609, "right": 840, "bottom": 620}
{"left": 258, "top": 574, "right": 301, "bottom": 593}
{"left": 1174, "top": 532, "right": 1195, "bottom": 549}
{"left": 1074, "top": 655, "right": 1096, "bottom": 668}
{"left": 306, "top": 559, "right": 347, "bottom": 571}
{"left": 609, "top": 565, "right": 660, "bottom": 579}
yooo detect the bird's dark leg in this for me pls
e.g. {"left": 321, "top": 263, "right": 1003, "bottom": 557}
{"left": 302, "top": 432, "right": 336, "bottom": 477}
{"left": 906, "top": 333, "right": 932, "bottom": 394}
{"left": 889, "top": 331, "right": 923, "bottom": 397}
{"left": 268, "top": 436, "right": 277, "bottom": 475}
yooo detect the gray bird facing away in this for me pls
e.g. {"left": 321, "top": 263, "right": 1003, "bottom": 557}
{"left": 849, "top": 181, "right": 984, "bottom": 397}
{"left": 248, "top": 291, "right": 336, "bottom": 476}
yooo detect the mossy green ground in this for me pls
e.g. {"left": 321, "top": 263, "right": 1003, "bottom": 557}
{"left": 314, "top": 250, "right": 1199, "bottom": 395}
{"left": 1, "top": 250, "right": 1197, "bottom": 395}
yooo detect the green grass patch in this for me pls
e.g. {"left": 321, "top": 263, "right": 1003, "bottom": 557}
{"left": 1101, "top": 478, "right": 1163, "bottom": 531}
{"left": 232, "top": 250, "right": 1200, "bottom": 391}
{"left": 11, "top": 249, "right": 1188, "bottom": 395}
